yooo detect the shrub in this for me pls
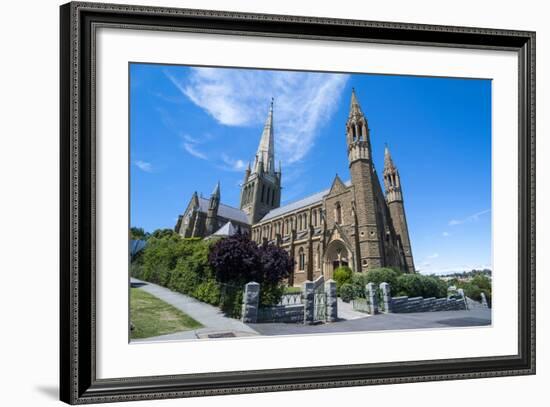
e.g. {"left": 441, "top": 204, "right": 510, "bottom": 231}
{"left": 141, "top": 235, "right": 199, "bottom": 283}
{"left": 395, "top": 273, "right": 447, "bottom": 298}
{"left": 333, "top": 266, "right": 353, "bottom": 293}
{"left": 209, "top": 233, "right": 292, "bottom": 306}
{"left": 258, "top": 242, "right": 293, "bottom": 285}
{"left": 340, "top": 283, "right": 355, "bottom": 303}
{"left": 130, "top": 262, "right": 145, "bottom": 279}
{"left": 193, "top": 280, "right": 221, "bottom": 305}
{"left": 169, "top": 260, "right": 200, "bottom": 295}
{"left": 260, "top": 284, "right": 285, "bottom": 307}
{"left": 364, "top": 268, "right": 401, "bottom": 288}
{"left": 219, "top": 284, "right": 243, "bottom": 318}
{"left": 209, "top": 233, "right": 262, "bottom": 284}
{"left": 351, "top": 273, "right": 369, "bottom": 298}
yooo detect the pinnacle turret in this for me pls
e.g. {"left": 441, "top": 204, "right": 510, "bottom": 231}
{"left": 384, "top": 145, "right": 396, "bottom": 170}
{"left": 349, "top": 88, "right": 364, "bottom": 118}
{"left": 253, "top": 99, "right": 275, "bottom": 174}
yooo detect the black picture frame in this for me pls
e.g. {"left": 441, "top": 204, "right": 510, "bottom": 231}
{"left": 60, "top": 2, "right": 536, "bottom": 404}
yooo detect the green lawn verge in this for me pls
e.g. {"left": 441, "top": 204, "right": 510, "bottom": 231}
{"left": 130, "top": 288, "right": 203, "bottom": 339}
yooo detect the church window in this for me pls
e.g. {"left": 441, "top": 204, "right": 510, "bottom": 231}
{"left": 261, "top": 185, "right": 265, "bottom": 203}
{"left": 335, "top": 202, "right": 342, "bottom": 224}
{"left": 316, "top": 246, "right": 321, "bottom": 269}
{"left": 298, "top": 248, "right": 305, "bottom": 271}
{"left": 271, "top": 189, "right": 275, "bottom": 206}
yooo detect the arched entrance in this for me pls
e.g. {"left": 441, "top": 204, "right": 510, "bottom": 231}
{"left": 324, "top": 239, "right": 353, "bottom": 279}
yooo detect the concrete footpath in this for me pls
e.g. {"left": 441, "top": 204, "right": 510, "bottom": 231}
{"left": 130, "top": 278, "right": 259, "bottom": 342}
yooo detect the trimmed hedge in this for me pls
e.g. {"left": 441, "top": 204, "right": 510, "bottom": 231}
{"left": 130, "top": 232, "right": 292, "bottom": 318}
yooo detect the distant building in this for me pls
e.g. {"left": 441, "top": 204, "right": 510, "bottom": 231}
{"left": 175, "top": 90, "right": 415, "bottom": 285}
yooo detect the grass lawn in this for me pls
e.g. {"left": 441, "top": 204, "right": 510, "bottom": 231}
{"left": 130, "top": 288, "right": 203, "bottom": 339}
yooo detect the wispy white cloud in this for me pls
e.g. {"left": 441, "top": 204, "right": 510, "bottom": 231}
{"left": 426, "top": 253, "right": 439, "bottom": 259}
{"left": 182, "top": 142, "right": 208, "bottom": 160}
{"left": 442, "top": 231, "right": 450, "bottom": 237}
{"left": 448, "top": 209, "right": 491, "bottom": 226}
{"left": 219, "top": 153, "right": 247, "bottom": 172}
{"left": 166, "top": 68, "right": 349, "bottom": 164}
{"left": 134, "top": 160, "right": 153, "bottom": 173}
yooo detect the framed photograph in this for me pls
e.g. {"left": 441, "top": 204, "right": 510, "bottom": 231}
{"left": 60, "top": 1, "right": 535, "bottom": 404}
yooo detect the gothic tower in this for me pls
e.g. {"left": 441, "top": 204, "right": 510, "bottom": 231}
{"left": 206, "top": 181, "right": 220, "bottom": 235}
{"left": 346, "top": 89, "right": 385, "bottom": 270}
{"left": 383, "top": 146, "right": 415, "bottom": 272}
{"left": 240, "top": 100, "right": 282, "bottom": 224}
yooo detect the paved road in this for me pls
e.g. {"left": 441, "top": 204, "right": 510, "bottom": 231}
{"left": 130, "top": 278, "right": 258, "bottom": 342}
{"left": 248, "top": 308, "right": 491, "bottom": 336}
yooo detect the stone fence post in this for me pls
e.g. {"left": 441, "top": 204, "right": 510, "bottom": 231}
{"left": 241, "top": 282, "right": 260, "bottom": 323}
{"left": 380, "top": 282, "right": 392, "bottom": 313}
{"left": 366, "top": 283, "right": 378, "bottom": 315}
{"left": 325, "top": 279, "right": 338, "bottom": 322}
{"left": 303, "top": 280, "right": 315, "bottom": 324}
{"left": 480, "top": 292, "right": 489, "bottom": 308}
{"left": 457, "top": 288, "right": 468, "bottom": 310}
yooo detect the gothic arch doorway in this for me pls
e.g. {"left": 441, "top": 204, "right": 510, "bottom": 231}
{"left": 324, "top": 239, "right": 353, "bottom": 279}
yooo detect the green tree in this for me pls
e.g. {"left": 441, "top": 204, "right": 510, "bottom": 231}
{"left": 130, "top": 227, "right": 149, "bottom": 240}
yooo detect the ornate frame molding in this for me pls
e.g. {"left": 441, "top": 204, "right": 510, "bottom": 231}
{"left": 60, "top": 2, "right": 535, "bottom": 404}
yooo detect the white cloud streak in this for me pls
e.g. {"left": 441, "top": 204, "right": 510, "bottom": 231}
{"left": 182, "top": 142, "right": 207, "bottom": 160}
{"left": 134, "top": 160, "right": 153, "bottom": 173}
{"left": 220, "top": 154, "right": 247, "bottom": 172}
{"left": 166, "top": 68, "right": 349, "bottom": 164}
{"left": 448, "top": 209, "right": 491, "bottom": 226}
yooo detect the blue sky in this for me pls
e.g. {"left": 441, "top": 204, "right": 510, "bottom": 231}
{"left": 130, "top": 63, "right": 492, "bottom": 275}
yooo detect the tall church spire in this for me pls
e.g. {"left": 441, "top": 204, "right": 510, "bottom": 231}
{"left": 240, "top": 99, "right": 281, "bottom": 224}
{"left": 384, "top": 145, "right": 395, "bottom": 170}
{"left": 349, "top": 88, "right": 364, "bottom": 118}
{"left": 253, "top": 99, "right": 275, "bottom": 174}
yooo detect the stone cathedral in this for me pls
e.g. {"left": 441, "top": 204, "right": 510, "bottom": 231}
{"left": 175, "top": 90, "right": 415, "bottom": 285}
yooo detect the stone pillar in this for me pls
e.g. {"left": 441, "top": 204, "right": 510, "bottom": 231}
{"left": 241, "top": 282, "right": 260, "bottom": 323}
{"left": 366, "top": 283, "right": 378, "bottom": 314}
{"left": 303, "top": 280, "right": 315, "bottom": 324}
{"left": 379, "top": 282, "right": 392, "bottom": 313}
{"left": 457, "top": 288, "right": 468, "bottom": 310}
{"left": 480, "top": 292, "right": 489, "bottom": 308}
{"left": 325, "top": 279, "right": 338, "bottom": 322}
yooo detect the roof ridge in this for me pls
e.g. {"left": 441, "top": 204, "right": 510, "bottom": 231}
{"left": 198, "top": 196, "right": 244, "bottom": 212}
{"left": 260, "top": 179, "right": 351, "bottom": 221}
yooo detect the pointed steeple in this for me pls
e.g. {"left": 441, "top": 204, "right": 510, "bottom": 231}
{"left": 211, "top": 181, "right": 220, "bottom": 198}
{"left": 253, "top": 99, "right": 275, "bottom": 174}
{"left": 384, "top": 145, "right": 396, "bottom": 170}
{"left": 349, "top": 88, "right": 364, "bottom": 118}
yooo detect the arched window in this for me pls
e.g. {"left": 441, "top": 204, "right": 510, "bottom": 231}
{"left": 316, "top": 245, "right": 321, "bottom": 269}
{"left": 298, "top": 248, "right": 305, "bottom": 271}
{"left": 271, "top": 189, "right": 275, "bottom": 206}
{"left": 335, "top": 202, "right": 342, "bottom": 224}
